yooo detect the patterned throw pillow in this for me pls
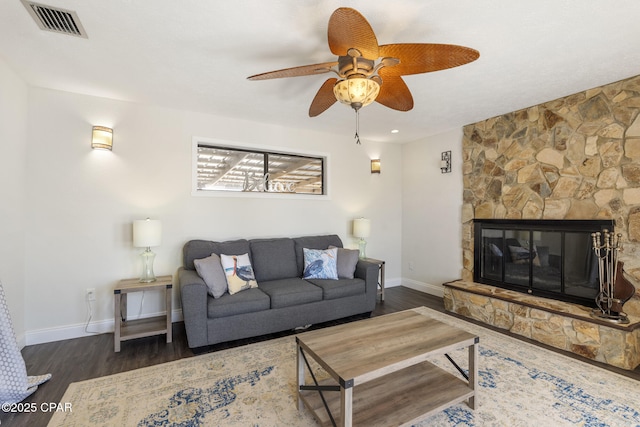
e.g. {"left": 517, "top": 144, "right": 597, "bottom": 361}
{"left": 508, "top": 245, "right": 541, "bottom": 266}
{"left": 220, "top": 253, "right": 258, "bottom": 295}
{"left": 303, "top": 248, "right": 338, "bottom": 280}
{"left": 509, "top": 245, "right": 530, "bottom": 264}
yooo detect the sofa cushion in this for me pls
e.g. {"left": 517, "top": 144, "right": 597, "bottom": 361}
{"left": 293, "top": 235, "right": 343, "bottom": 276}
{"left": 330, "top": 246, "right": 360, "bottom": 279}
{"left": 306, "top": 278, "right": 366, "bottom": 300}
{"left": 193, "top": 253, "right": 227, "bottom": 298}
{"left": 183, "top": 239, "right": 251, "bottom": 270}
{"left": 250, "top": 238, "right": 298, "bottom": 282}
{"left": 258, "top": 278, "right": 323, "bottom": 309}
{"left": 215, "top": 240, "right": 252, "bottom": 257}
{"left": 183, "top": 240, "right": 217, "bottom": 270}
{"left": 303, "top": 247, "right": 338, "bottom": 280}
{"left": 206, "top": 288, "right": 270, "bottom": 319}
{"left": 220, "top": 253, "right": 258, "bottom": 295}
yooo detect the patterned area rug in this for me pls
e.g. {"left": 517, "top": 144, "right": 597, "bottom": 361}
{"left": 48, "top": 307, "right": 640, "bottom": 426}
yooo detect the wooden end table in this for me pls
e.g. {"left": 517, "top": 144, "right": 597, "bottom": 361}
{"left": 296, "top": 310, "right": 478, "bottom": 426}
{"left": 113, "top": 275, "right": 173, "bottom": 352}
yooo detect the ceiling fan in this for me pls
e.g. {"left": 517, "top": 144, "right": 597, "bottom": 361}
{"left": 247, "top": 7, "right": 480, "bottom": 118}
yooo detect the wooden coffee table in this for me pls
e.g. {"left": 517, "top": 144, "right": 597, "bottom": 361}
{"left": 296, "top": 310, "right": 478, "bottom": 426}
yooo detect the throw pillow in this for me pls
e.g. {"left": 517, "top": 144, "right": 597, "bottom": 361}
{"left": 329, "top": 245, "right": 359, "bottom": 279}
{"left": 508, "top": 245, "right": 529, "bottom": 264}
{"left": 536, "top": 245, "right": 549, "bottom": 267}
{"left": 508, "top": 245, "right": 541, "bottom": 266}
{"left": 193, "top": 253, "right": 228, "bottom": 298}
{"left": 303, "top": 247, "right": 338, "bottom": 280}
{"left": 220, "top": 253, "right": 258, "bottom": 295}
{"left": 531, "top": 244, "right": 541, "bottom": 267}
{"left": 489, "top": 243, "right": 503, "bottom": 257}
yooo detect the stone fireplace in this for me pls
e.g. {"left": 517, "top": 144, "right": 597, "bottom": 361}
{"left": 444, "top": 74, "right": 640, "bottom": 369}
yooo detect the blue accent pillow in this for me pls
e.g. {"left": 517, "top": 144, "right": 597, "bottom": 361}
{"left": 303, "top": 248, "right": 338, "bottom": 280}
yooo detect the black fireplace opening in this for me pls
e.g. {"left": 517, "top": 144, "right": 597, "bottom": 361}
{"left": 473, "top": 219, "right": 615, "bottom": 307}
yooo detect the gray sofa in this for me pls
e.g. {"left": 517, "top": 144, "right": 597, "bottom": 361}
{"left": 179, "top": 234, "right": 379, "bottom": 349}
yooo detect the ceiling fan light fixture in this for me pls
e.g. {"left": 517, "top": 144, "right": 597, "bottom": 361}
{"left": 333, "top": 77, "right": 380, "bottom": 111}
{"left": 248, "top": 7, "right": 479, "bottom": 119}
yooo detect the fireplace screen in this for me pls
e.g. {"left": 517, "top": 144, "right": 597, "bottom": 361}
{"left": 474, "top": 219, "right": 614, "bottom": 307}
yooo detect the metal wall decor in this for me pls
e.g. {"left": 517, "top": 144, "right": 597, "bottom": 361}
{"left": 440, "top": 151, "right": 451, "bottom": 173}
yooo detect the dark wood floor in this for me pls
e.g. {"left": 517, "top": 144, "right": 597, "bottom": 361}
{"left": 3, "top": 287, "right": 638, "bottom": 427}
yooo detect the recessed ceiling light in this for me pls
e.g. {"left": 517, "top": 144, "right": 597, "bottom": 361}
{"left": 391, "top": 129, "right": 399, "bottom": 134}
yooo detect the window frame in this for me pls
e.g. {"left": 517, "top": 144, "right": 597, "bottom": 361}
{"left": 191, "top": 137, "right": 330, "bottom": 199}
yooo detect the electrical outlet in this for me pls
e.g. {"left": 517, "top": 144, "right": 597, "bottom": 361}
{"left": 408, "top": 261, "right": 415, "bottom": 271}
{"left": 86, "top": 288, "right": 96, "bottom": 301}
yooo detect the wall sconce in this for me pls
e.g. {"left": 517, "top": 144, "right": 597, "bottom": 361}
{"left": 440, "top": 150, "right": 451, "bottom": 173}
{"left": 371, "top": 159, "right": 381, "bottom": 174}
{"left": 92, "top": 126, "right": 113, "bottom": 150}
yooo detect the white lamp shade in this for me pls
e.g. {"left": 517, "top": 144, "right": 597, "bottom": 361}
{"left": 133, "top": 219, "right": 162, "bottom": 247}
{"left": 353, "top": 218, "right": 371, "bottom": 239}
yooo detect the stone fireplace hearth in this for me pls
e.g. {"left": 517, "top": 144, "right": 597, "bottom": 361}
{"left": 444, "top": 280, "right": 640, "bottom": 370}
{"left": 451, "top": 74, "right": 640, "bottom": 369}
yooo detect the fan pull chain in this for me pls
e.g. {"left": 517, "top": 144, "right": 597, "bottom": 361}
{"left": 354, "top": 109, "right": 361, "bottom": 145}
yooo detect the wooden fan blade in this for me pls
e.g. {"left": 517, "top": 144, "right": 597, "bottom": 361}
{"left": 247, "top": 61, "right": 337, "bottom": 80}
{"left": 375, "top": 73, "right": 413, "bottom": 111}
{"left": 309, "top": 78, "right": 338, "bottom": 117}
{"left": 378, "top": 43, "right": 479, "bottom": 76}
{"left": 328, "top": 8, "right": 379, "bottom": 60}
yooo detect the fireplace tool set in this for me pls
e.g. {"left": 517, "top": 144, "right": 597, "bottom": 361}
{"left": 591, "top": 230, "right": 635, "bottom": 324}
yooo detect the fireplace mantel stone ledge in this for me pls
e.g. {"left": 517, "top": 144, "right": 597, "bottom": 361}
{"left": 443, "top": 280, "right": 640, "bottom": 370}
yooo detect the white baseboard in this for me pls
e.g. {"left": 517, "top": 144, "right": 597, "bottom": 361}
{"left": 24, "top": 309, "right": 183, "bottom": 346}
{"left": 385, "top": 277, "right": 402, "bottom": 288}
{"left": 401, "top": 279, "right": 444, "bottom": 298}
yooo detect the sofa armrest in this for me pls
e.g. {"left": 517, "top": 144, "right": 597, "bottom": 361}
{"left": 178, "top": 267, "right": 209, "bottom": 348}
{"left": 355, "top": 259, "right": 379, "bottom": 297}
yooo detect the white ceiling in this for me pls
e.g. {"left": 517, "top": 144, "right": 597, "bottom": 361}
{"left": 2, "top": 0, "right": 640, "bottom": 144}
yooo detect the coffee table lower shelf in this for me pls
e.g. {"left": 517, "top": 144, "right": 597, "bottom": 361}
{"left": 299, "top": 359, "right": 474, "bottom": 427}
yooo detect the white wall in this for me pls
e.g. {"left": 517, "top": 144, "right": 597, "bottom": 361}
{"left": 0, "top": 57, "right": 29, "bottom": 346}
{"left": 401, "top": 129, "right": 464, "bottom": 296}
{"left": 23, "top": 88, "right": 402, "bottom": 344}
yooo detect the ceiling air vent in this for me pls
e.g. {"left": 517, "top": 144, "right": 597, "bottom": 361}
{"left": 21, "top": 0, "right": 87, "bottom": 38}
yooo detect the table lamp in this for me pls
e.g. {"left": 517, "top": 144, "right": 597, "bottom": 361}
{"left": 353, "top": 218, "right": 371, "bottom": 259}
{"left": 133, "top": 218, "right": 162, "bottom": 282}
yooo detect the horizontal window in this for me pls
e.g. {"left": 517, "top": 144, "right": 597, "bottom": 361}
{"left": 194, "top": 141, "right": 326, "bottom": 196}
